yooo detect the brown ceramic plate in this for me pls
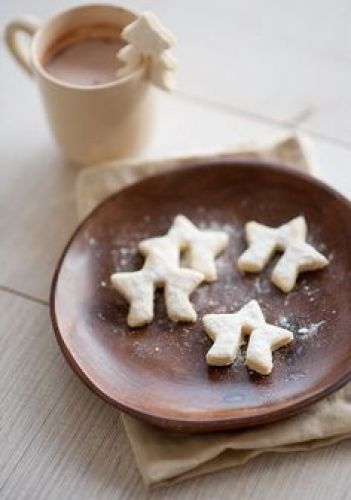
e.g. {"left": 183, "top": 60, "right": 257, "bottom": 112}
{"left": 50, "top": 159, "right": 351, "bottom": 433}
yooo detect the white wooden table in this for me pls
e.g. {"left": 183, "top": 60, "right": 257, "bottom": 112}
{"left": 1, "top": 1, "right": 350, "bottom": 498}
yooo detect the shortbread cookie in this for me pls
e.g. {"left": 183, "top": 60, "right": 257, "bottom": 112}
{"left": 203, "top": 300, "right": 293, "bottom": 374}
{"left": 116, "top": 11, "right": 177, "bottom": 90}
{"left": 139, "top": 215, "right": 229, "bottom": 282}
{"left": 111, "top": 241, "right": 203, "bottom": 327}
{"left": 238, "top": 216, "right": 328, "bottom": 292}
{"left": 203, "top": 300, "right": 265, "bottom": 366}
{"left": 246, "top": 324, "right": 293, "bottom": 375}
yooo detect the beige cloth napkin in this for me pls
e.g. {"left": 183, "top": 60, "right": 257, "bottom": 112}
{"left": 76, "top": 134, "right": 351, "bottom": 488}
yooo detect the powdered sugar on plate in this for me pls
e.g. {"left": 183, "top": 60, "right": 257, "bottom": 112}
{"left": 278, "top": 315, "right": 327, "bottom": 340}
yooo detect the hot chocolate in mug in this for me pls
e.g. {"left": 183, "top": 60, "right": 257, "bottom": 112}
{"left": 5, "top": 4, "right": 154, "bottom": 165}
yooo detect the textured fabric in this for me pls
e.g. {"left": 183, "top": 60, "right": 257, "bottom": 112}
{"left": 76, "top": 134, "right": 350, "bottom": 487}
{"left": 76, "top": 134, "right": 316, "bottom": 219}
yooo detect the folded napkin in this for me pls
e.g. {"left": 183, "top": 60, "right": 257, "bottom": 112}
{"left": 76, "top": 134, "right": 351, "bottom": 487}
{"left": 77, "top": 134, "right": 316, "bottom": 219}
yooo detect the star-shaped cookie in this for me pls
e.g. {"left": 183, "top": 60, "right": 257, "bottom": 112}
{"left": 203, "top": 300, "right": 293, "bottom": 375}
{"left": 139, "top": 215, "right": 229, "bottom": 282}
{"left": 237, "top": 216, "right": 329, "bottom": 292}
{"left": 111, "top": 239, "right": 203, "bottom": 327}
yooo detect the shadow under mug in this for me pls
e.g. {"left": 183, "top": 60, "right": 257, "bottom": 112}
{"left": 5, "top": 4, "right": 155, "bottom": 165}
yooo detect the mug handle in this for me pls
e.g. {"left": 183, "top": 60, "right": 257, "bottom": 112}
{"left": 5, "top": 16, "right": 42, "bottom": 76}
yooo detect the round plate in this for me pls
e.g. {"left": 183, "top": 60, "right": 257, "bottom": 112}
{"left": 50, "top": 159, "right": 351, "bottom": 433}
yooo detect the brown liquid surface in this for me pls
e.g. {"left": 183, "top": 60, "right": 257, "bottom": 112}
{"left": 44, "top": 27, "right": 125, "bottom": 86}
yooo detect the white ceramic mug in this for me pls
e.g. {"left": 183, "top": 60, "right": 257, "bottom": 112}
{"left": 5, "top": 4, "right": 154, "bottom": 165}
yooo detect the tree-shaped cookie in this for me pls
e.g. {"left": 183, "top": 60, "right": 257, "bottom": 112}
{"left": 116, "top": 11, "right": 177, "bottom": 90}
{"left": 203, "top": 300, "right": 293, "bottom": 375}
{"left": 237, "top": 216, "right": 329, "bottom": 292}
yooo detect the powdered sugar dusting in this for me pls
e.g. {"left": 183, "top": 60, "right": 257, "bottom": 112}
{"left": 298, "top": 320, "right": 326, "bottom": 338}
{"left": 278, "top": 315, "right": 327, "bottom": 340}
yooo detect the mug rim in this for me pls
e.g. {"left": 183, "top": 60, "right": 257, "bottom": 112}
{"left": 31, "top": 3, "right": 146, "bottom": 91}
